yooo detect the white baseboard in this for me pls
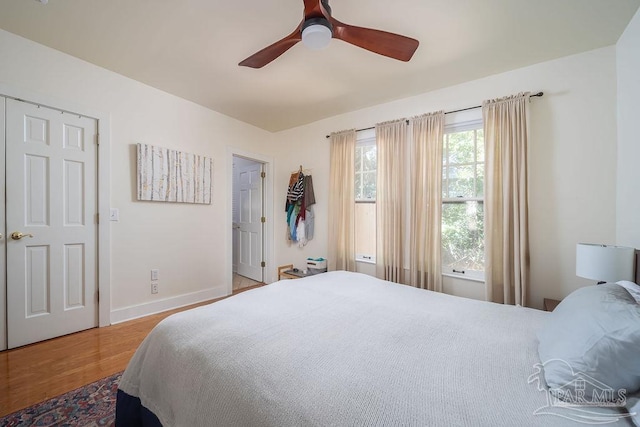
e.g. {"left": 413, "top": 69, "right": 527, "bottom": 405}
{"left": 110, "top": 286, "right": 228, "bottom": 325}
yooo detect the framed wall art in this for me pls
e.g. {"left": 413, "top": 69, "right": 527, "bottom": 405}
{"left": 137, "top": 143, "right": 213, "bottom": 204}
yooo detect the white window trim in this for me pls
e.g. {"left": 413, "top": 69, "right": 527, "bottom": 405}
{"left": 355, "top": 133, "right": 377, "bottom": 261}
{"left": 442, "top": 272, "right": 485, "bottom": 282}
{"left": 355, "top": 135, "right": 376, "bottom": 202}
{"left": 442, "top": 197, "right": 483, "bottom": 203}
{"left": 442, "top": 119, "right": 485, "bottom": 282}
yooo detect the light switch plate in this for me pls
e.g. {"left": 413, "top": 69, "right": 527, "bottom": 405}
{"left": 151, "top": 269, "right": 159, "bottom": 281}
{"left": 109, "top": 208, "right": 120, "bottom": 222}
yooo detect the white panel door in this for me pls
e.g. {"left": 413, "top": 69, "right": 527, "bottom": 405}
{"left": 237, "top": 162, "right": 263, "bottom": 282}
{"left": 6, "top": 99, "right": 98, "bottom": 349}
{"left": 0, "top": 98, "right": 6, "bottom": 351}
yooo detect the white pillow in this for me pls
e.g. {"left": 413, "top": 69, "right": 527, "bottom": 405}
{"left": 617, "top": 281, "right": 640, "bottom": 303}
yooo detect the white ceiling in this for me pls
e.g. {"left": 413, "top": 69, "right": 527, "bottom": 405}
{"left": 0, "top": 0, "right": 638, "bottom": 132}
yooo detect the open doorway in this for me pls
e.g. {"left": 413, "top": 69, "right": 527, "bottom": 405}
{"left": 232, "top": 155, "right": 265, "bottom": 291}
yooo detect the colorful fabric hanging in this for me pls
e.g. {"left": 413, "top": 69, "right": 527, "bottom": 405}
{"left": 285, "top": 171, "right": 315, "bottom": 247}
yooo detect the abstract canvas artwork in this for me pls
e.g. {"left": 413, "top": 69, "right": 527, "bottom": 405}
{"left": 137, "top": 143, "right": 213, "bottom": 204}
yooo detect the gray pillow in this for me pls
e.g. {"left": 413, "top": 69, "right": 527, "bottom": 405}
{"left": 625, "top": 393, "right": 640, "bottom": 427}
{"left": 537, "top": 283, "right": 640, "bottom": 403}
{"left": 617, "top": 280, "right": 640, "bottom": 303}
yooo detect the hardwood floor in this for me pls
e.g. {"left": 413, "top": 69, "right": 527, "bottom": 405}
{"left": 0, "top": 284, "right": 263, "bottom": 417}
{"left": 233, "top": 273, "right": 263, "bottom": 291}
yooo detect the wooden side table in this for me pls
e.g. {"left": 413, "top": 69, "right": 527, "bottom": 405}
{"left": 543, "top": 298, "right": 561, "bottom": 312}
{"left": 278, "top": 264, "right": 294, "bottom": 280}
{"left": 277, "top": 265, "right": 313, "bottom": 280}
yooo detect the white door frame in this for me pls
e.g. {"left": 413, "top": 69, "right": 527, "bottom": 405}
{"left": 0, "top": 85, "right": 111, "bottom": 348}
{"left": 0, "top": 97, "right": 6, "bottom": 350}
{"left": 226, "top": 147, "right": 274, "bottom": 295}
{"left": 236, "top": 159, "right": 264, "bottom": 282}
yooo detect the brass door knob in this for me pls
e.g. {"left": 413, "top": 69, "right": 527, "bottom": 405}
{"left": 11, "top": 232, "right": 34, "bottom": 240}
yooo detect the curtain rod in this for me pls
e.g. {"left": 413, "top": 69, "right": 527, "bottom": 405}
{"left": 325, "top": 91, "right": 544, "bottom": 138}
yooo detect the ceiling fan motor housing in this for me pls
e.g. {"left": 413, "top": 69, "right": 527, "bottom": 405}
{"left": 302, "top": 17, "right": 333, "bottom": 34}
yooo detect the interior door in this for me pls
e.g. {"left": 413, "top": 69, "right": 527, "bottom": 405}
{"left": 237, "top": 162, "right": 263, "bottom": 282}
{"left": 6, "top": 98, "right": 98, "bottom": 349}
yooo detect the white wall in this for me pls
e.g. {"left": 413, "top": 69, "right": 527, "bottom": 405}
{"left": 272, "top": 46, "right": 619, "bottom": 309}
{"left": 616, "top": 8, "right": 640, "bottom": 249}
{"left": 0, "top": 29, "right": 274, "bottom": 321}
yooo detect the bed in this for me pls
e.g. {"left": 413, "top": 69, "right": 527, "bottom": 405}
{"left": 116, "top": 270, "right": 637, "bottom": 426}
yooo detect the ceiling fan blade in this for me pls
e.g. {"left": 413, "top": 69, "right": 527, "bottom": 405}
{"left": 330, "top": 18, "right": 419, "bottom": 62}
{"left": 239, "top": 26, "right": 302, "bottom": 68}
{"left": 303, "top": 0, "right": 324, "bottom": 17}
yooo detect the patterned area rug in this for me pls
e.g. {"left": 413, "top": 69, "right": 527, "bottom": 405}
{"left": 0, "top": 371, "right": 121, "bottom": 427}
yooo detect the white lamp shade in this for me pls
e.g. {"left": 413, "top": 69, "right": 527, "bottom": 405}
{"left": 576, "top": 243, "right": 635, "bottom": 282}
{"left": 302, "top": 24, "right": 332, "bottom": 50}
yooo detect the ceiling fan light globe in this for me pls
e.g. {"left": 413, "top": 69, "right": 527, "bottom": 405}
{"left": 302, "top": 24, "right": 332, "bottom": 50}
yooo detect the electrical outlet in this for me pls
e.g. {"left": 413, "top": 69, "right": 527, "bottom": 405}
{"left": 151, "top": 282, "right": 158, "bottom": 294}
{"left": 151, "top": 269, "right": 159, "bottom": 281}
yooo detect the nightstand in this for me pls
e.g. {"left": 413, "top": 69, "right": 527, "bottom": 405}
{"left": 543, "top": 298, "right": 561, "bottom": 312}
{"left": 277, "top": 264, "right": 311, "bottom": 280}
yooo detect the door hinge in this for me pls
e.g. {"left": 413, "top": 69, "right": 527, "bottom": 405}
{"left": 260, "top": 171, "right": 266, "bottom": 178}
{"left": 261, "top": 261, "right": 266, "bottom": 268}
{"left": 261, "top": 216, "right": 266, "bottom": 223}
{"left": 97, "top": 289, "right": 100, "bottom": 303}
{"left": 95, "top": 133, "right": 100, "bottom": 145}
{"left": 96, "top": 213, "right": 99, "bottom": 224}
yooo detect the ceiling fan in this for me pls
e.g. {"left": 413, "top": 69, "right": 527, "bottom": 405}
{"left": 239, "top": 0, "right": 419, "bottom": 68}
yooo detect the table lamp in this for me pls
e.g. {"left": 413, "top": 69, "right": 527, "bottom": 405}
{"left": 576, "top": 243, "right": 634, "bottom": 284}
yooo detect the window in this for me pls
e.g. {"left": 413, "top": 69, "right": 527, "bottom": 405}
{"left": 442, "top": 124, "right": 485, "bottom": 279}
{"left": 351, "top": 124, "right": 485, "bottom": 277}
{"left": 355, "top": 136, "right": 376, "bottom": 263}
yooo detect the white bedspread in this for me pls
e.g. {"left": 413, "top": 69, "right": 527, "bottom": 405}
{"left": 119, "top": 271, "right": 630, "bottom": 426}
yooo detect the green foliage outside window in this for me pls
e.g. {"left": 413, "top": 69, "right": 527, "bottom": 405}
{"left": 355, "top": 143, "right": 376, "bottom": 200}
{"left": 442, "top": 202, "right": 485, "bottom": 271}
{"left": 442, "top": 128, "right": 485, "bottom": 273}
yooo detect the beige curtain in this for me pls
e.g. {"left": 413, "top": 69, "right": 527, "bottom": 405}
{"left": 483, "top": 93, "right": 530, "bottom": 306}
{"left": 328, "top": 130, "right": 357, "bottom": 272}
{"left": 375, "top": 120, "right": 407, "bottom": 283}
{"left": 409, "top": 112, "right": 444, "bottom": 291}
